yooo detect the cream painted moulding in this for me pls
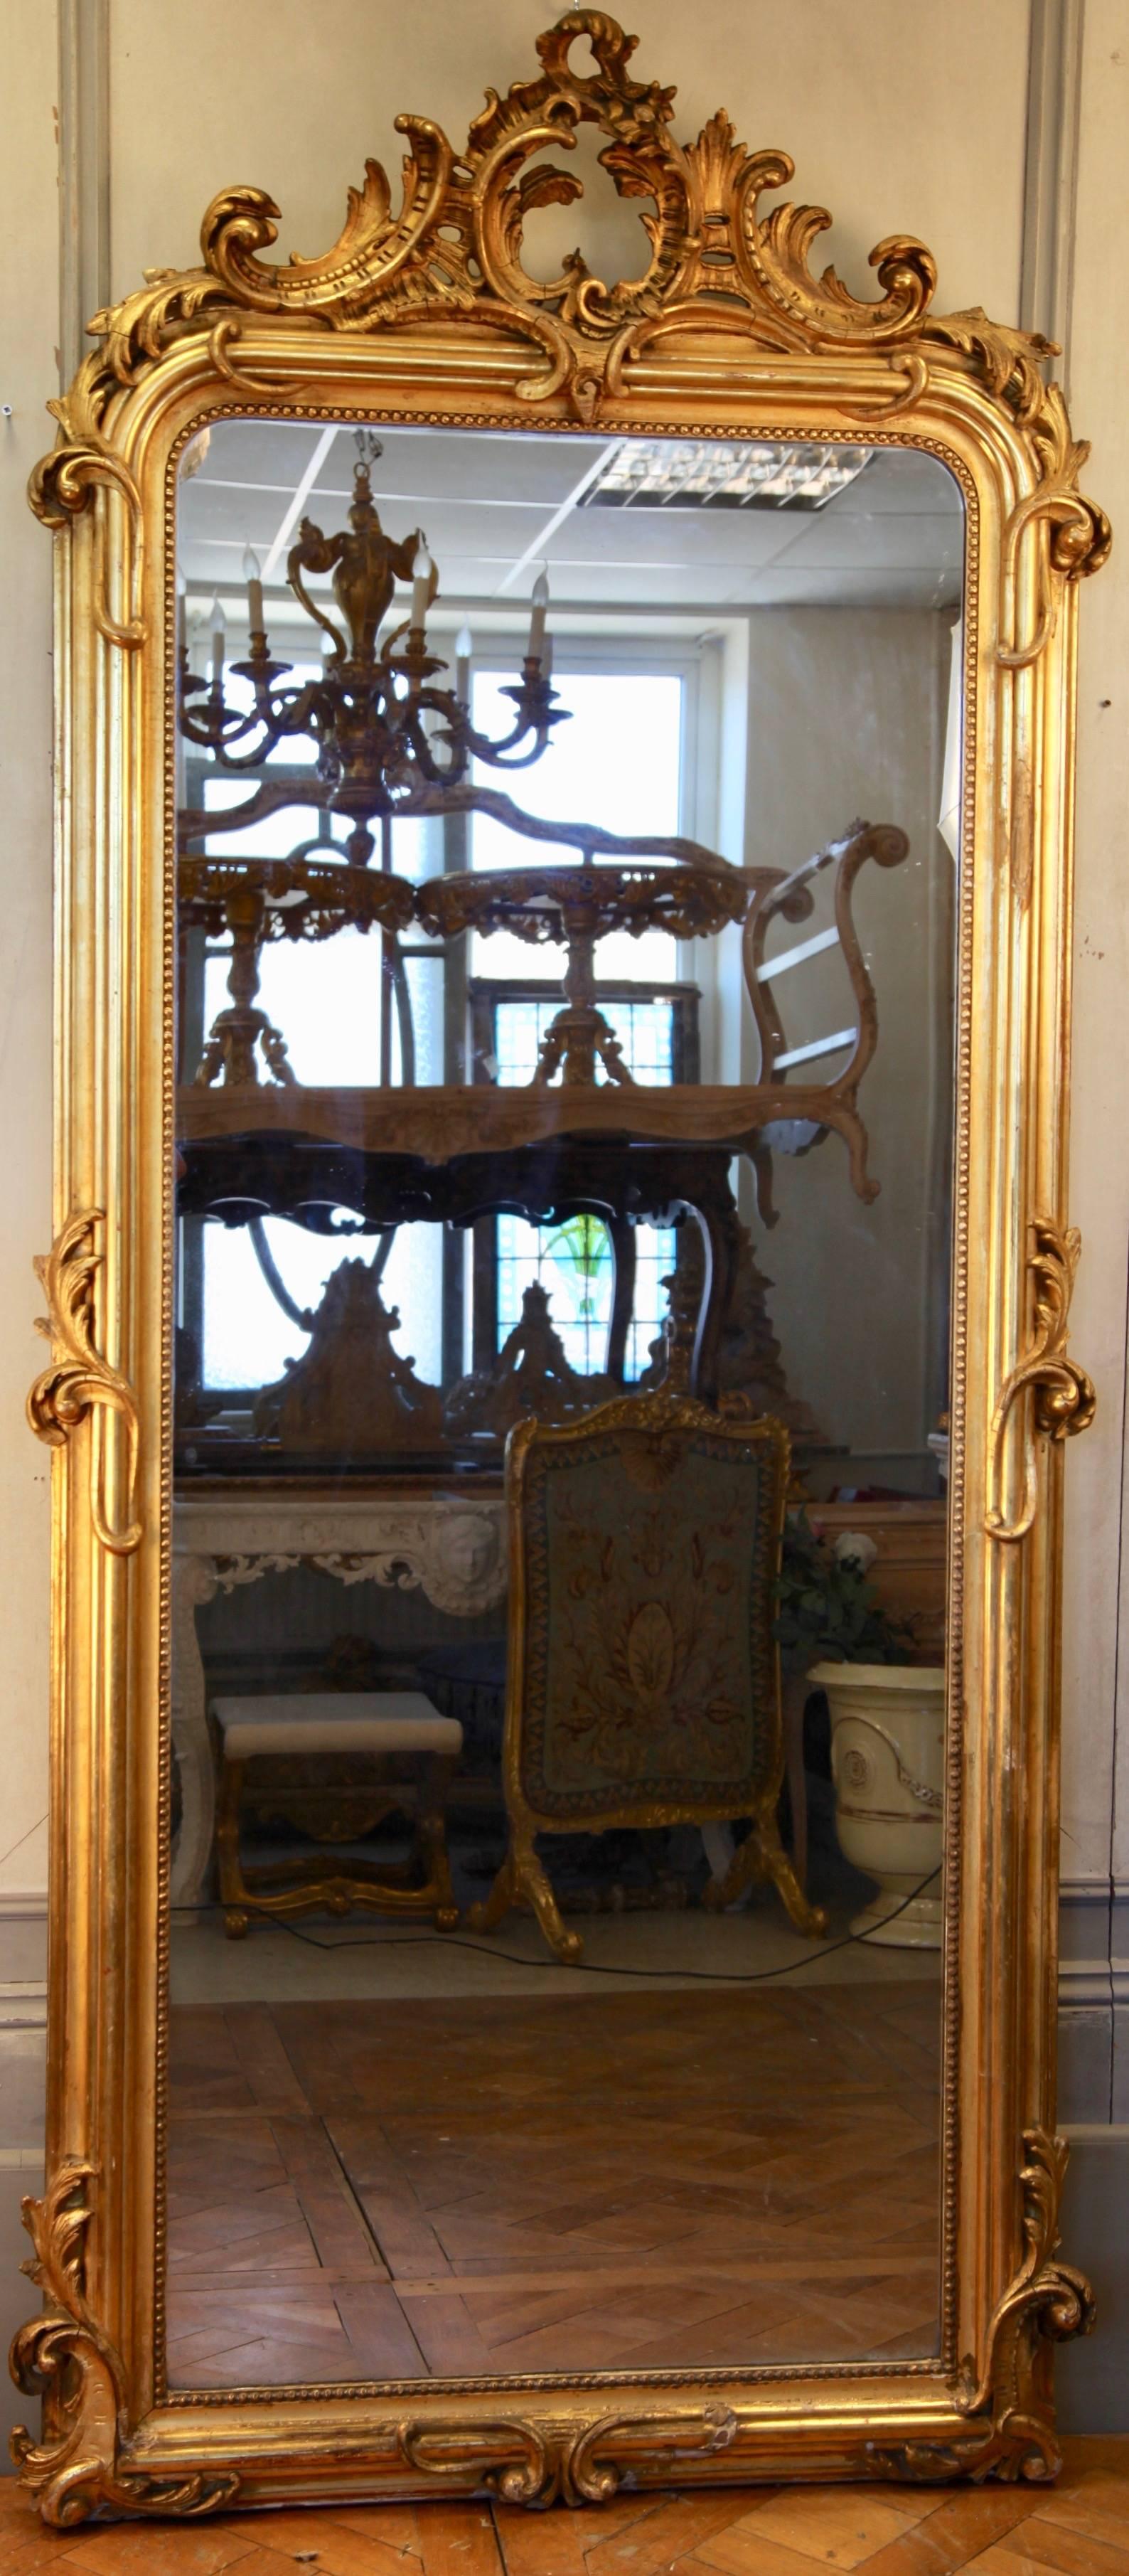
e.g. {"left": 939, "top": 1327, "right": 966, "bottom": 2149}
{"left": 14, "top": 6, "right": 1108, "bottom": 2526}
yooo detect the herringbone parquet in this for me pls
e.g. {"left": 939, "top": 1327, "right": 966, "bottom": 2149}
{"left": 4, "top": 2442, "right": 1128, "bottom": 2575}
{"left": 166, "top": 1986, "right": 940, "bottom": 2388}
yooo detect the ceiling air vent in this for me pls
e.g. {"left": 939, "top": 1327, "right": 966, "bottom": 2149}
{"left": 579, "top": 440, "right": 872, "bottom": 511}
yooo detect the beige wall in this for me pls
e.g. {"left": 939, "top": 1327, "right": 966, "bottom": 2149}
{"left": 1059, "top": 0, "right": 1129, "bottom": 1895}
{"left": 0, "top": 0, "right": 59, "bottom": 1910}
{"left": 737, "top": 606, "right": 952, "bottom": 1469}
{"left": 1, "top": 0, "right": 1125, "bottom": 1930}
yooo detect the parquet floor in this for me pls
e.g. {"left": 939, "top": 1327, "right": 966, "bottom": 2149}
{"left": 4, "top": 2443, "right": 1129, "bottom": 2575}
{"left": 166, "top": 1986, "right": 941, "bottom": 2389}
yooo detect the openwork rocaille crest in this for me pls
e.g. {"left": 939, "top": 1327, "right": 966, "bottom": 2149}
{"left": 10, "top": 2162, "right": 239, "bottom": 2525}
{"left": 29, "top": 7, "right": 1108, "bottom": 582}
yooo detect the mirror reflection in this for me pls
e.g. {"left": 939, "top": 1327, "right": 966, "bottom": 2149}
{"left": 168, "top": 420, "right": 961, "bottom": 2388}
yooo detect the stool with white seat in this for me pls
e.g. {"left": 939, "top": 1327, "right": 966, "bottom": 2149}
{"left": 211, "top": 1692, "right": 464, "bottom": 1938}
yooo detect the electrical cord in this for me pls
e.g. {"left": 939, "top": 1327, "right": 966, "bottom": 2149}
{"left": 171, "top": 1865, "right": 941, "bottom": 1986}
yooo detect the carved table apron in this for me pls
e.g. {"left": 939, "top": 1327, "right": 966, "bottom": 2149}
{"left": 171, "top": 1484, "right": 506, "bottom": 1904}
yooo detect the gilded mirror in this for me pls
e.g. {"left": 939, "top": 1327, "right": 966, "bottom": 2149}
{"left": 14, "top": 9, "right": 1108, "bottom": 2522}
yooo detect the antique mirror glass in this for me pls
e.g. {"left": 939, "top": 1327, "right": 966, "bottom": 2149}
{"left": 168, "top": 420, "right": 961, "bottom": 2389}
{"left": 18, "top": 9, "right": 1108, "bottom": 2518}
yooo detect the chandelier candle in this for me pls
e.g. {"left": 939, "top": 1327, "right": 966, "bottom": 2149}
{"left": 242, "top": 545, "right": 264, "bottom": 639}
{"left": 529, "top": 566, "right": 549, "bottom": 666}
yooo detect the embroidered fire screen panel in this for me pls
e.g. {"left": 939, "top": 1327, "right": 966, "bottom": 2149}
{"left": 517, "top": 1418, "right": 786, "bottom": 1817}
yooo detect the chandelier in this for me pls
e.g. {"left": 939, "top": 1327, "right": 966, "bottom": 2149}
{"left": 178, "top": 431, "right": 567, "bottom": 866}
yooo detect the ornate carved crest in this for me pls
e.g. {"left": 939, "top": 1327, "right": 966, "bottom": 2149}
{"left": 253, "top": 1255, "right": 445, "bottom": 1451}
{"left": 445, "top": 1277, "right": 615, "bottom": 1439}
{"left": 31, "top": 9, "right": 1109, "bottom": 593}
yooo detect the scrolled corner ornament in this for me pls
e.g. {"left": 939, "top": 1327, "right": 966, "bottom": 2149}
{"left": 953, "top": 2127, "right": 1095, "bottom": 2483}
{"left": 396, "top": 2400, "right": 737, "bottom": 2507}
{"left": 995, "top": 385, "right": 1113, "bottom": 668}
{"left": 565, "top": 2402, "right": 738, "bottom": 2503}
{"left": 397, "top": 2416, "right": 555, "bottom": 2504}
{"left": 28, "top": 1210, "right": 142, "bottom": 1558}
{"left": 985, "top": 1215, "right": 1096, "bottom": 1543}
{"left": 9, "top": 2161, "right": 239, "bottom": 2526}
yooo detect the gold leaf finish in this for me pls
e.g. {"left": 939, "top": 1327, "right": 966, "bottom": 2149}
{"left": 21, "top": 4, "right": 1108, "bottom": 2528}
{"left": 9, "top": 2163, "right": 239, "bottom": 2526}
{"left": 28, "top": 6, "right": 1107, "bottom": 498}
{"left": 986, "top": 1217, "right": 1096, "bottom": 1543}
{"left": 953, "top": 2129, "right": 1096, "bottom": 2481}
{"left": 397, "top": 2402, "right": 737, "bottom": 2505}
{"left": 28, "top": 1211, "right": 142, "bottom": 1558}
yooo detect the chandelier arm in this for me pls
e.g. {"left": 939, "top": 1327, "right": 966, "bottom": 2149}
{"left": 390, "top": 681, "right": 566, "bottom": 775}
{"left": 178, "top": 674, "right": 328, "bottom": 772}
{"left": 286, "top": 538, "right": 348, "bottom": 659}
{"left": 460, "top": 720, "right": 564, "bottom": 771}
{"left": 395, "top": 700, "right": 465, "bottom": 791}
{"left": 178, "top": 699, "right": 276, "bottom": 761}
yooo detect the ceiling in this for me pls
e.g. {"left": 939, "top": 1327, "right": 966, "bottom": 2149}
{"left": 178, "top": 420, "right": 964, "bottom": 629}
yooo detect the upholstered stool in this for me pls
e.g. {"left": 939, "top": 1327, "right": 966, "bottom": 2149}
{"left": 212, "top": 1692, "right": 463, "bottom": 1939}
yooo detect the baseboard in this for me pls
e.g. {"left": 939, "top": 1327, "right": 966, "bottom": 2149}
{"left": 0, "top": 1901, "right": 48, "bottom": 2030}
{"left": 1058, "top": 2127, "right": 1129, "bottom": 2432}
{"left": 4, "top": 1890, "right": 1128, "bottom": 2082}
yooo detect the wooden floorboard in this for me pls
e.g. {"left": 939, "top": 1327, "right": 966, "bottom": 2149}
{"left": 4, "top": 2443, "right": 1129, "bottom": 2572}
{"left": 166, "top": 1986, "right": 943, "bottom": 2389}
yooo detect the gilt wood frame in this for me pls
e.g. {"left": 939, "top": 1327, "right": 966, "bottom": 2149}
{"left": 14, "top": 7, "right": 1107, "bottom": 2523}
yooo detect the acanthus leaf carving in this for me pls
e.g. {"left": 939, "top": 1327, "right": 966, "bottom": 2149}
{"left": 923, "top": 307, "right": 1059, "bottom": 429}
{"left": 28, "top": 1210, "right": 142, "bottom": 1558}
{"left": 992, "top": 383, "right": 1113, "bottom": 666}
{"left": 9, "top": 2161, "right": 239, "bottom": 2526}
{"left": 986, "top": 1216, "right": 1096, "bottom": 1543}
{"left": 31, "top": 7, "right": 1113, "bottom": 500}
{"left": 952, "top": 2127, "right": 1095, "bottom": 2481}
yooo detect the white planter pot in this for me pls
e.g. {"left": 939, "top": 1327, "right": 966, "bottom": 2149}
{"left": 808, "top": 1660, "right": 946, "bottom": 1949}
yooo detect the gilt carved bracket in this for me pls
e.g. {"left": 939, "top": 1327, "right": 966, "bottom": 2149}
{"left": 27, "top": 1211, "right": 142, "bottom": 1558}
{"left": 953, "top": 2129, "right": 1096, "bottom": 2480}
{"left": 9, "top": 2162, "right": 239, "bottom": 2526}
{"left": 985, "top": 1217, "right": 1096, "bottom": 1543}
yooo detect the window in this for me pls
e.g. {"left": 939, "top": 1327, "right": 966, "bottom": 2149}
{"left": 466, "top": 665, "right": 691, "bottom": 1380}
{"left": 181, "top": 657, "right": 693, "bottom": 1402}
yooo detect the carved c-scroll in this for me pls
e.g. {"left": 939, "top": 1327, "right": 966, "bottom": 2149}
{"left": 953, "top": 2127, "right": 1095, "bottom": 2481}
{"left": 985, "top": 1216, "right": 1096, "bottom": 1543}
{"left": 28, "top": 1210, "right": 142, "bottom": 1558}
{"left": 397, "top": 2399, "right": 737, "bottom": 2506}
{"left": 995, "top": 385, "right": 1112, "bottom": 668}
{"left": 10, "top": 2161, "right": 239, "bottom": 2526}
